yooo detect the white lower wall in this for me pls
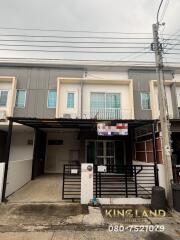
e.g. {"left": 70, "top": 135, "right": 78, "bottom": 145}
{"left": 6, "top": 130, "right": 34, "bottom": 197}
{"left": 98, "top": 198, "right": 151, "bottom": 205}
{"left": 5, "top": 159, "right": 32, "bottom": 197}
{"left": 0, "top": 163, "right": 5, "bottom": 202}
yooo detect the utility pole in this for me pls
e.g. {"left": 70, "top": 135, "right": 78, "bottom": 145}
{"left": 152, "top": 22, "right": 173, "bottom": 207}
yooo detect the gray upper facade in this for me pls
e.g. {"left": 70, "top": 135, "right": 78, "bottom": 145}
{"left": 0, "top": 63, "right": 179, "bottom": 120}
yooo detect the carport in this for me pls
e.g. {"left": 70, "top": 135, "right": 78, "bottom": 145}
{"left": 2, "top": 117, "right": 97, "bottom": 203}
{"left": 1, "top": 117, "right": 158, "bottom": 203}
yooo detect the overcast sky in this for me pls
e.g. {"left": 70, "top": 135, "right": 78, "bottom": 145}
{"left": 0, "top": 0, "right": 179, "bottom": 62}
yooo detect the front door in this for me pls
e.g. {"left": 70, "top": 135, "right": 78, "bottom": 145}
{"left": 96, "top": 141, "right": 115, "bottom": 165}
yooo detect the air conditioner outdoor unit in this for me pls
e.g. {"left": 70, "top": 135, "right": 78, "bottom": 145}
{"left": 63, "top": 113, "right": 72, "bottom": 119}
{"left": 0, "top": 110, "right": 6, "bottom": 121}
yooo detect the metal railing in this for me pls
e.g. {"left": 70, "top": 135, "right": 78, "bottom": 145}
{"left": 62, "top": 108, "right": 132, "bottom": 120}
{"left": 62, "top": 164, "right": 81, "bottom": 200}
{"left": 90, "top": 108, "right": 131, "bottom": 120}
{"left": 94, "top": 164, "right": 158, "bottom": 198}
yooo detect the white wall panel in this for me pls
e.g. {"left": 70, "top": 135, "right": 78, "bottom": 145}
{"left": 6, "top": 131, "right": 34, "bottom": 197}
{"left": 5, "top": 159, "right": 32, "bottom": 197}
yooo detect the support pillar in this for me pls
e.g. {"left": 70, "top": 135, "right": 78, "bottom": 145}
{"left": 2, "top": 119, "right": 13, "bottom": 201}
{"left": 81, "top": 163, "right": 93, "bottom": 204}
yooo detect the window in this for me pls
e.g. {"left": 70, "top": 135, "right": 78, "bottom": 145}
{"left": 48, "top": 90, "right": 57, "bottom": 108}
{"left": 106, "top": 93, "right": 120, "bottom": 108}
{"left": 15, "top": 90, "right": 26, "bottom": 108}
{"left": 91, "top": 93, "right": 120, "bottom": 109}
{"left": 0, "top": 90, "right": 8, "bottom": 107}
{"left": 90, "top": 92, "right": 121, "bottom": 119}
{"left": 67, "top": 92, "right": 75, "bottom": 108}
{"left": 141, "top": 92, "right": 151, "bottom": 110}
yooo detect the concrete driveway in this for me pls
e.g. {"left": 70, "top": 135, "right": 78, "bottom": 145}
{"left": 7, "top": 174, "right": 63, "bottom": 203}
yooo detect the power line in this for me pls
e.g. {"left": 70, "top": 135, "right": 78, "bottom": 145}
{"left": 0, "top": 26, "right": 153, "bottom": 35}
{"left": 0, "top": 48, "right": 153, "bottom": 54}
{"left": 0, "top": 33, "right": 153, "bottom": 40}
{"left": 0, "top": 39, "right": 152, "bottom": 45}
{"left": 0, "top": 26, "right": 178, "bottom": 38}
{"left": 0, "top": 57, "right": 158, "bottom": 65}
{"left": 0, "top": 33, "right": 177, "bottom": 42}
{"left": 0, "top": 57, "right": 179, "bottom": 66}
{"left": 0, "top": 43, "right": 151, "bottom": 49}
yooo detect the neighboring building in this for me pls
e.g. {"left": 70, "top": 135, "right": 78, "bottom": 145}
{"left": 0, "top": 60, "right": 180, "bottom": 202}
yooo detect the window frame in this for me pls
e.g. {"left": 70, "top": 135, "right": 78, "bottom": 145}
{"left": 47, "top": 89, "right": 57, "bottom": 109}
{"left": 0, "top": 90, "right": 9, "bottom": 107}
{"left": 15, "top": 89, "right": 27, "bottom": 108}
{"left": 67, "top": 92, "right": 75, "bottom": 109}
{"left": 141, "top": 92, "right": 151, "bottom": 110}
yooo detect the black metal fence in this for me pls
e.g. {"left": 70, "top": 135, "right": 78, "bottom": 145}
{"left": 62, "top": 164, "right": 81, "bottom": 200}
{"left": 173, "top": 165, "right": 180, "bottom": 183}
{"left": 62, "top": 164, "right": 158, "bottom": 200}
{"left": 94, "top": 164, "right": 158, "bottom": 198}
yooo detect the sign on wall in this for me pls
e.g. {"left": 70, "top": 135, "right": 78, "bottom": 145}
{"left": 97, "top": 123, "right": 128, "bottom": 136}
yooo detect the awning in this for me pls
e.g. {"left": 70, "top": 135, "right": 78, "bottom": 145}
{"left": 8, "top": 117, "right": 156, "bottom": 129}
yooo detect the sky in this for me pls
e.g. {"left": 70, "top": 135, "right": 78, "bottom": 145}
{"left": 0, "top": 0, "right": 179, "bottom": 64}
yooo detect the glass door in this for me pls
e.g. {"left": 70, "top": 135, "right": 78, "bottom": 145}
{"left": 96, "top": 141, "right": 115, "bottom": 165}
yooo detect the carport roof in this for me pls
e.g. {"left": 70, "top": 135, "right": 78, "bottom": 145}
{"left": 8, "top": 117, "right": 156, "bottom": 129}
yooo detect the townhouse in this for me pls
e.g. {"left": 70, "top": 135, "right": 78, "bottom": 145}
{"left": 0, "top": 61, "right": 180, "bottom": 203}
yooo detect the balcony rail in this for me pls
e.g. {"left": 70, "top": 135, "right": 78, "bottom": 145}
{"left": 90, "top": 108, "right": 122, "bottom": 120}
{"left": 62, "top": 108, "right": 132, "bottom": 120}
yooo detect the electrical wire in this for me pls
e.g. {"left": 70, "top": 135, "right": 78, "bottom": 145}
{"left": 0, "top": 33, "right": 154, "bottom": 40}
{"left": 0, "top": 43, "right": 151, "bottom": 49}
{"left": 0, "top": 39, "right": 152, "bottom": 45}
{"left": 0, "top": 48, "right": 154, "bottom": 54}
{"left": 0, "top": 26, "right": 153, "bottom": 35}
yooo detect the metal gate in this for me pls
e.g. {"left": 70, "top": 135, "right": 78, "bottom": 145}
{"left": 62, "top": 164, "right": 81, "bottom": 200}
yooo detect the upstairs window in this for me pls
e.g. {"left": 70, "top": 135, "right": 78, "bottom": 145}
{"left": 47, "top": 90, "right": 57, "bottom": 108}
{"left": 141, "top": 92, "right": 151, "bottom": 110}
{"left": 15, "top": 90, "right": 26, "bottom": 108}
{"left": 0, "top": 90, "right": 8, "bottom": 107}
{"left": 90, "top": 92, "right": 121, "bottom": 119}
{"left": 67, "top": 92, "right": 75, "bottom": 108}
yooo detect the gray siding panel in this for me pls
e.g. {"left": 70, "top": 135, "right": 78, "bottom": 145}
{"left": 0, "top": 66, "right": 83, "bottom": 119}
{"left": 128, "top": 69, "right": 173, "bottom": 120}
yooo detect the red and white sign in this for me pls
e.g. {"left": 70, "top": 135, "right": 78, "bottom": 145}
{"left": 97, "top": 123, "right": 128, "bottom": 136}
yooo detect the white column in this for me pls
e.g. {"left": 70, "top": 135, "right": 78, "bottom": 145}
{"left": 81, "top": 163, "right": 93, "bottom": 204}
{"left": 158, "top": 164, "right": 167, "bottom": 190}
{"left": 0, "top": 163, "right": 5, "bottom": 202}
